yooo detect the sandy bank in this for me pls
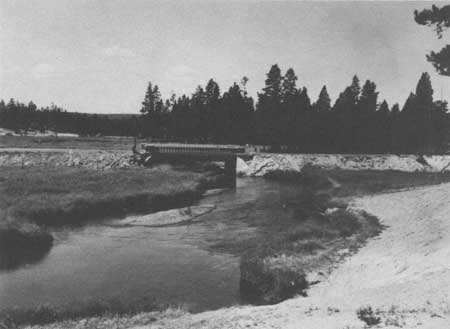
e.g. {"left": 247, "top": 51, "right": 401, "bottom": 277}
{"left": 108, "top": 204, "right": 216, "bottom": 227}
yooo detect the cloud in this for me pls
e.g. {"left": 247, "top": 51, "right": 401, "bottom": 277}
{"left": 31, "top": 63, "right": 57, "bottom": 80}
{"left": 103, "top": 45, "right": 137, "bottom": 58}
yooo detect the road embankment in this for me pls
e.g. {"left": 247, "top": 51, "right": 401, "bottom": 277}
{"left": 238, "top": 153, "right": 450, "bottom": 176}
{"left": 0, "top": 148, "right": 135, "bottom": 170}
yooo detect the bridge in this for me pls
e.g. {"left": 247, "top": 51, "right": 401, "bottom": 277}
{"left": 138, "top": 143, "right": 245, "bottom": 187}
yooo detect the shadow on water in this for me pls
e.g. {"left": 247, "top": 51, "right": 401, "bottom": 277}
{"left": 0, "top": 228, "right": 53, "bottom": 271}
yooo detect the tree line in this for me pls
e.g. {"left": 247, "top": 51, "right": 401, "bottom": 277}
{"left": 1, "top": 66, "right": 449, "bottom": 154}
{"left": 138, "top": 67, "right": 449, "bottom": 154}
{"left": 0, "top": 100, "right": 138, "bottom": 137}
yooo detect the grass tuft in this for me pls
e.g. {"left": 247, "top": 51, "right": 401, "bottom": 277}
{"left": 357, "top": 306, "right": 381, "bottom": 326}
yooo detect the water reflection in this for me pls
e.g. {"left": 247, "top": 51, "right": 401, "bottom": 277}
{"left": 0, "top": 231, "right": 53, "bottom": 271}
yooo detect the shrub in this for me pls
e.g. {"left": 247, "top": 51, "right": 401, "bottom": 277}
{"left": 325, "top": 209, "right": 362, "bottom": 237}
{"left": 239, "top": 251, "right": 307, "bottom": 304}
{"left": 357, "top": 306, "right": 381, "bottom": 326}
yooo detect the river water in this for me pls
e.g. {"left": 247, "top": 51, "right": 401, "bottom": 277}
{"left": 0, "top": 178, "right": 303, "bottom": 313}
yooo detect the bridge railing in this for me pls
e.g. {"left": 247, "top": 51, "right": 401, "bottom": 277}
{"left": 141, "top": 143, "right": 245, "bottom": 155}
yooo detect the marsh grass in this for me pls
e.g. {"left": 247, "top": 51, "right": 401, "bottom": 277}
{"left": 324, "top": 169, "right": 450, "bottom": 197}
{"left": 0, "top": 297, "right": 163, "bottom": 328}
{"left": 0, "top": 165, "right": 217, "bottom": 271}
{"left": 0, "top": 166, "right": 209, "bottom": 227}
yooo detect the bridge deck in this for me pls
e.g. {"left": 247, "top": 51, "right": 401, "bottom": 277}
{"left": 141, "top": 143, "right": 245, "bottom": 155}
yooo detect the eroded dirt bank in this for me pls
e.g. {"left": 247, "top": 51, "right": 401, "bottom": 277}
{"left": 238, "top": 153, "right": 450, "bottom": 176}
{"left": 0, "top": 148, "right": 135, "bottom": 170}
{"left": 4, "top": 149, "right": 450, "bottom": 174}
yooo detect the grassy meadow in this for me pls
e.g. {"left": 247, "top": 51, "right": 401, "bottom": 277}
{"left": 0, "top": 166, "right": 207, "bottom": 227}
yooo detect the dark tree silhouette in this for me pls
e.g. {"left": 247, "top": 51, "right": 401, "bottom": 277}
{"left": 415, "top": 4, "right": 450, "bottom": 76}
{"left": 312, "top": 86, "right": 331, "bottom": 152}
{"left": 1, "top": 65, "right": 449, "bottom": 155}
{"left": 332, "top": 75, "right": 361, "bottom": 152}
{"left": 356, "top": 80, "right": 379, "bottom": 152}
{"left": 256, "top": 64, "right": 283, "bottom": 147}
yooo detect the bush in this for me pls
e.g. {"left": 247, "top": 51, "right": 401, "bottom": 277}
{"left": 325, "top": 209, "right": 362, "bottom": 237}
{"left": 263, "top": 166, "right": 332, "bottom": 191}
{"left": 239, "top": 251, "right": 307, "bottom": 304}
{"left": 357, "top": 306, "right": 381, "bottom": 326}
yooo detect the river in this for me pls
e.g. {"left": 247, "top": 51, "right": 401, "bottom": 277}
{"left": 0, "top": 178, "right": 304, "bottom": 314}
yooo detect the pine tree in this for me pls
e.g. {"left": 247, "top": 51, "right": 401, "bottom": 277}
{"left": 141, "top": 82, "right": 155, "bottom": 114}
{"left": 332, "top": 75, "right": 361, "bottom": 152}
{"left": 415, "top": 72, "right": 434, "bottom": 153}
{"left": 415, "top": 5, "right": 450, "bottom": 76}
{"left": 349, "top": 75, "right": 361, "bottom": 103}
{"left": 256, "top": 64, "right": 283, "bottom": 146}
{"left": 140, "top": 82, "right": 161, "bottom": 137}
{"left": 375, "top": 100, "right": 390, "bottom": 152}
{"left": 241, "top": 76, "right": 249, "bottom": 97}
{"left": 431, "top": 100, "right": 450, "bottom": 152}
{"left": 206, "top": 79, "right": 220, "bottom": 102}
{"left": 356, "top": 80, "right": 378, "bottom": 152}
{"left": 282, "top": 68, "right": 298, "bottom": 99}
{"left": 314, "top": 86, "right": 331, "bottom": 113}
{"left": 358, "top": 80, "right": 378, "bottom": 113}
{"left": 221, "top": 82, "right": 254, "bottom": 144}
{"left": 390, "top": 103, "right": 401, "bottom": 153}
{"left": 262, "top": 64, "right": 282, "bottom": 100}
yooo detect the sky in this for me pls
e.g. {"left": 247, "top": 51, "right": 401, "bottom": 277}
{"left": 1, "top": 0, "right": 449, "bottom": 114}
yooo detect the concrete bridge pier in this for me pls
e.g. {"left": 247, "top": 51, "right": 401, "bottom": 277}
{"left": 224, "top": 156, "right": 237, "bottom": 188}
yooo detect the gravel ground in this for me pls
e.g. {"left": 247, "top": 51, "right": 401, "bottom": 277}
{"left": 0, "top": 148, "right": 136, "bottom": 170}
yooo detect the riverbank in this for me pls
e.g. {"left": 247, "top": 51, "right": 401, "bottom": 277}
{"left": 20, "top": 178, "right": 450, "bottom": 329}
{"left": 10, "top": 169, "right": 450, "bottom": 328}
{"left": 228, "top": 169, "right": 450, "bottom": 306}
{"left": 0, "top": 165, "right": 220, "bottom": 270}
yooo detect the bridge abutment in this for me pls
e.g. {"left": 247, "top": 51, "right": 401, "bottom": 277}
{"left": 140, "top": 143, "right": 243, "bottom": 188}
{"left": 224, "top": 156, "right": 237, "bottom": 188}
